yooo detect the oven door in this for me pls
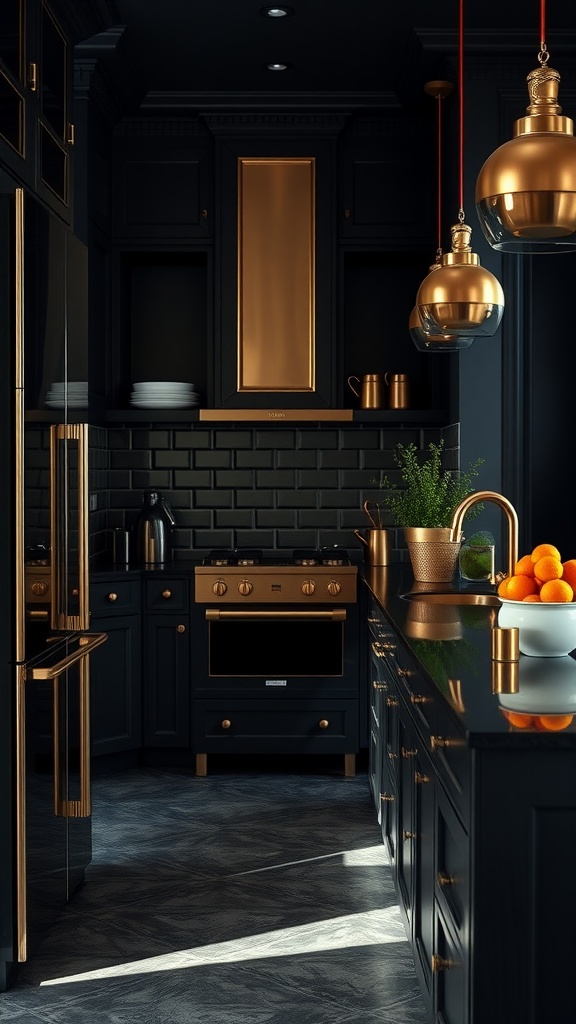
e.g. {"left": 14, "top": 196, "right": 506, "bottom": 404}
{"left": 197, "top": 605, "right": 359, "bottom": 695}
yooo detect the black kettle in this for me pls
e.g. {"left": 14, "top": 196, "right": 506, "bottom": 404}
{"left": 135, "top": 489, "right": 176, "bottom": 566}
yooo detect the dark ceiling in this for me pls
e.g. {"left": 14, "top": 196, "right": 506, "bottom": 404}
{"left": 87, "top": 0, "right": 576, "bottom": 113}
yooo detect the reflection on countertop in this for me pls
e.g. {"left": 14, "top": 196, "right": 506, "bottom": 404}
{"left": 362, "top": 563, "right": 576, "bottom": 744}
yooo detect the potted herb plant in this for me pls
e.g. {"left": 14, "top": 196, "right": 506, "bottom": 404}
{"left": 379, "top": 440, "right": 484, "bottom": 582}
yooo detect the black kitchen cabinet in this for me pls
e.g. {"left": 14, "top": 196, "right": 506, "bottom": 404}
{"left": 0, "top": 0, "right": 74, "bottom": 212}
{"left": 89, "top": 575, "right": 142, "bottom": 757}
{"left": 142, "top": 576, "right": 191, "bottom": 749}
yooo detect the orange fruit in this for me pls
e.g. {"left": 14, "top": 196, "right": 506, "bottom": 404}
{"left": 523, "top": 593, "right": 542, "bottom": 602}
{"left": 562, "top": 559, "right": 576, "bottom": 590}
{"left": 533, "top": 555, "right": 563, "bottom": 582}
{"left": 502, "top": 710, "right": 534, "bottom": 728}
{"left": 539, "top": 579, "right": 574, "bottom": 603}
{"left": 514, "top": 554, "right": 535, "bottom": 577}
{"left": 504, "top": 574, "right": 538, "bottom": 601}
{"left": 497, "top": 577, "right": 510, "bottom": 598}
{"left": 531, "top": 542, "right": 561, "bottom": 563}
{"left": 537, "top": 714, "right": 574, "bottom": 731}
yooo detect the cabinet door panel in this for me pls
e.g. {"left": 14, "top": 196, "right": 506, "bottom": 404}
{"left": 144, "top": 615, "right": 190, "bottom": 747}
{"left": 90, "top": 612, "right": 142, "bottom": 756}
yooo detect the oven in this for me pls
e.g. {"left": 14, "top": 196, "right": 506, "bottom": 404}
{"left": 193, "top": 549, "right": 360, "bottom": 775}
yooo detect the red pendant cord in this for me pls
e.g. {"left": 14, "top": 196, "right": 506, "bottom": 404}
{"left": 458, "top": 0, "right": 464, "bottom": 216}
{"left": 437, "top": 91, "right": 443, "bottom": 252}
{"left": 540, "top": 0, "right": 546, "bottom": 48}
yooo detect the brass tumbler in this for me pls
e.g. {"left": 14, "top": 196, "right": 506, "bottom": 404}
{"left": 385, "top": 372, "right": 410, "bottom": 409}
{"left": 353, "top": 528, "right": 391, "bottom": 566}
{"left": 347, "top": 374, "right": 386, "bottom": 410}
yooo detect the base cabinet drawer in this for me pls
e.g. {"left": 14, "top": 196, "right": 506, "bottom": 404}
{"left": 193, "top": 699, "right": 359, "bottom": 754}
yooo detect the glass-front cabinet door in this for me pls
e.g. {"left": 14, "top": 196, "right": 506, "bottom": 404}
{"left": 39, "top": 0, "right": 69, "bottom": 203}
{"left": 0, "top": 0, "right": 25, "bottom": 157}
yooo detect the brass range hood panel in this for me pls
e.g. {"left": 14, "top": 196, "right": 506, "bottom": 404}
{"left": 237, "top": 157, "right": 315, "bottom": 393}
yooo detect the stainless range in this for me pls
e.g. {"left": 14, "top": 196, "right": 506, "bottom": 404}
{"left": 192, "top": 549, "right": 360, "bottom": 777}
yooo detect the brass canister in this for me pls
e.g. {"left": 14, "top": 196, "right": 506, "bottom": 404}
{"left": 385, "top": 372, "right": 410, "bottom": 410}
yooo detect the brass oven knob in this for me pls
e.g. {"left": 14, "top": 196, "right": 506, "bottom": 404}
{"left": 106, "top": 592, "right": 118, "bottom": 602}
{"left": 302, "top": 580, "right": 315, "bottom": 596}
{"left": 238, "top": 579, "right": 253, "bottom": 596}
{"left": 212, "top": 580, "right": 227, "bottom": 597}
{"left": 162, "top": 589, "right": 172, "bottom": 599}
{"left": 319, "top": 719, "right": 329, "bottom": 729}
{"left": 327, "top": 580, "right": 341, "bottom": 597}
{"left": 221, "top": 719, "right": 231, "bottom": 729}
{"left": 31, "top": 580, "right": 49, "bottom": 596}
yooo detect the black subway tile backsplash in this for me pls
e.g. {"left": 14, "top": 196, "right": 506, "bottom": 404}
{"left": 97, "top": 422, "right": 458, "bottom": 561}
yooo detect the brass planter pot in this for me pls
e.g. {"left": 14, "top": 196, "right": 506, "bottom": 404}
{"left": 405, "top": 527, "right": 463, "bottom": 584}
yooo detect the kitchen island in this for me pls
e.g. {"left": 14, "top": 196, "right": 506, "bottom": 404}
{"left": 362, "top": 563, "right": 576, "bottom": 1024}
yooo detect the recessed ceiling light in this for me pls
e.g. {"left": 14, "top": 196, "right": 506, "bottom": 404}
{"left": 265, "top": 62, "right": 291, "bottom": 72}
{"left": 260, "top": 6, "right": 295, "bottom": 17}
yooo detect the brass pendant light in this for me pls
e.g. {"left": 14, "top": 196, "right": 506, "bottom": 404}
{"left": 476, "top": 0, "right": 576, "bottom": 253}
{"left": 416, "top": 0, "right": 505, "bottom": 340}
{"left": 409, "top": 80, "right": 472, "bottom": 352}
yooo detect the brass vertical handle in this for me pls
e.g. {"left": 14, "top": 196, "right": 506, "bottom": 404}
{"left": 432, "top": 954, "right": 454, "bottom": 973}
{"left": 50, "top": 424, "right": 90, "bottom": 631}
{"left": 28, "top": 62, "right": 38, "bottom": 91}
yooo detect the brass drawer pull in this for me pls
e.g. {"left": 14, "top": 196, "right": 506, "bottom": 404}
{"left": 380, "top": 792, "right": 395, "bottom": 803}
{"left": 319, "top": 719, "right": 329, "bottom": 729}
{"left": 177, "top": 624, "right": 186, "bottom": 633}
{"left": 372, "top": 680, "right": 388, "bottom": 690}
{"left": 221, "top": 719, "right": 231, "bottom": 729}
{"left": 431, "top": 735, "right": 454, "bottom": 750}
{"left": 437, "top": 871, "right": 457, "bottom": 887}
{"left": 386, "top": 696, "right": 399, "bottom": 707}
{"left": 397, "top": 667, "right": 412, "bottom": 678}
{"left": 415, "top": 771, "right": 430, "bottom": 784}
{"left": 387, "top": 751, "right": 397, "bottom": 760}
{"left": 401, "top": 746, "right": 417, "bottom": 758}
{"left": 162, "top": 589, "right": 172, "bottom": 599}
{"left": 411, "top": 694, "right": 431, "bottom": 705}
{"left": 107, "top": 592, "right": 118, "bottom": 602}
{"left": 403, "top": 829, "right": 417, "bottom": 841}
{"left": 432, "top": 954, "right": 454, "bottom": 973}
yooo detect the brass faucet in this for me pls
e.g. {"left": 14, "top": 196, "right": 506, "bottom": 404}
{"left": 449, "top": 490, "right": 519, "bottom": 580}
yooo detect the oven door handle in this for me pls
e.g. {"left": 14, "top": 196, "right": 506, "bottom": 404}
{"left": 205, "top": 609, "right": 347, "bottom": 621}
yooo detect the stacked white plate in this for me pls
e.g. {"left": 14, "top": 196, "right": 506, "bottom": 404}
{"left": 46, "top": 381, "right": 88, "bottom": 408}
{"left": 130, "top": 381, "right": 199, "bottom": 408}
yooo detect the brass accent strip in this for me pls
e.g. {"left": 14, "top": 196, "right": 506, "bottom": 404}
{"left": 16, "top": 666, "right": 26, "bottom": 961}
{"left": 205, "top": 608, "right": 346, "bottom": 621}
{"left": 196, "top": 754, "right": 207, "bottom": 777}
{"left": 28, "top": 632, "right": 107, "bottom": 681}
{"left": 237, "top": 157, "right": 315, "bottom": 392}
{"left": 344, "top": 754, "right": 356, "bottom": 777}
{"left": 199, "top": 409, "right": 353, "bottom": 421}
{"left": 50, "top": 424, "right": 90, "bottom": 631}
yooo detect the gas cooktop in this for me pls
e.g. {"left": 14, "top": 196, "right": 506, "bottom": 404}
{"left": 200, "top": 548, "right": 352, "bottom": 568}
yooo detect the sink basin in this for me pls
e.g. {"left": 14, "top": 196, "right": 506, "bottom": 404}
{"left": 402, "top": 591, "right": 501, "bottom": 606}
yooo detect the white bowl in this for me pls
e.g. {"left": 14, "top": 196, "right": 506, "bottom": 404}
{"left": 498, "top": 598, "right": 576, "bottom": 657}
{"left": 499, "top": 654, "right": 576, "bottom": 714}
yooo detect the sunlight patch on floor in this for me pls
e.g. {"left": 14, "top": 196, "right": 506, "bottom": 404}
{"left": 40, "top": 904, "right": 406, "bottom": 986}
{"left": 233, "top": 844, "right": 389, "bottom": 876}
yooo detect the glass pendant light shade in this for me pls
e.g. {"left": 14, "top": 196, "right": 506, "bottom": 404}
{"left": 416, "top": 223, "right": 505, "bottom": 338}
{"left": 476, "top": 65, "right": 576, "bottom": 252}
{"left": 409, "top": 269, "right": 472, "bottom": 352}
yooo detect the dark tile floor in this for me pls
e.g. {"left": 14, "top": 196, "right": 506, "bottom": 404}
{"left": 0, "top": 756, "right": 427, "bottom": 1023}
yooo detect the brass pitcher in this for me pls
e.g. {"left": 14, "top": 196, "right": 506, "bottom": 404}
{"left": 353, "top": 528, "right": 391, "bottom": 566}
{"left": 385, "top": 372, "right": 410, "bottom": 409}
{"left": 347, "top": 374, "right": 386, "bottom": 410}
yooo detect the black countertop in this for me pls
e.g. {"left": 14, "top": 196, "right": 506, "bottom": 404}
{"left": 363, "top": 563, "right": 576, "bottom": 748}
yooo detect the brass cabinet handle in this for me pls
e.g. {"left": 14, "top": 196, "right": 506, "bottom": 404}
{"left": 28, "top": 62, "right": 38, "bottom": 91}
{"left": 437, "top": 871, "right": 457, "bottom": 887}
{"left": 380, "top": 792, "right": 395, "bottom": 803}
{"left": 431, "top": 735, "right": 452, "bottom": 750}
{"left": 67, "top": 122, "right": 75, "bottom": 145}
{"left": 387, "top": 750, "right": 397, "bottom": 760}
{"left": 403, "top": 830, "right": 417, "bottom": 841}
{"left": 177, "top": 624, "right": 186, "bottom": 633}
{"left": 162, "top": 589, "right": 172, "bottom": 599}
{"left": 373, "top": 680, "right": 388, "bottom": 690}
{"left": 397, "top": 667, "right": 412, "bottom": 678}
{"left": 107, "top": 592, "right": 118, "bottom": 602}
{"left": 221, "top": 719, "right": 231, "bottom": 729}
{"left": 386, "top": 696, "right": 399, "bottom": 707}
{"left": 415, "top": 771, "right": 430, "bottom": 784}
{"left": 411, "top": 694, "right": 432, "bottom": 705}
{"left": 401, "top": 746, "right": 417, "bottom": 758}
{"left": 432, "top": 954, "right": 454, "bottom": 973}
{"left": 319, "top": 719, "right": 329, "bottom": 729}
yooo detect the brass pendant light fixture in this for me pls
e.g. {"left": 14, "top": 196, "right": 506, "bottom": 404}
{"left": 416, "top": 0, "right": 504, "bottom": 340}
{"left": 409, "top": 80, "right": 472, "bottom": 352}
{"left": 476, "top": 0, "right": 576, "bottom": 253}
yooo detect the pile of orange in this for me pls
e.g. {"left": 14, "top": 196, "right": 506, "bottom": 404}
{"left": 500, "top": 708, "right": 574, "bottom": 731}
{"left": 497, "top": 543, "right": 576, "bottom": 603}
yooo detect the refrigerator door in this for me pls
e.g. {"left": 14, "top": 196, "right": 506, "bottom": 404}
{"left": 16, "top": 632, "right": 107, "bottom": 961}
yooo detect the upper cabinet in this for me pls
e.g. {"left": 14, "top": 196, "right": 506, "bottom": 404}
{"left": 0, "top": 0, "right": 73, "bottom": 213}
